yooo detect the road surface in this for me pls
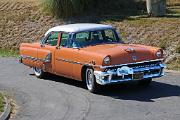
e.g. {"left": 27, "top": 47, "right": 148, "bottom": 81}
{"left": 0, "top": 58, "right": 180, "bottom": 120}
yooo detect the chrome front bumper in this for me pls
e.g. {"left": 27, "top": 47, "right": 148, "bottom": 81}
{"left": 94, "top": 62, "right": 166, "bottom": 85}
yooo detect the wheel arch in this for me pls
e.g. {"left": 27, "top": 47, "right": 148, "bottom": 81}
{"left": 81, "top": 65, "right": 94, "bottom": 82}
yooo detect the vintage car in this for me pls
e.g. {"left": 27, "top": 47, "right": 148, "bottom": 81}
{"left": 19, "top": 23, "right": 166, "bottom": 93}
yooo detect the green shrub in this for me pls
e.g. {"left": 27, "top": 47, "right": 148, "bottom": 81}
{"left": 0, "top": 93, "right": 4, "bottom": 112}
{"left": 41, "top": 0, "right": 145, "bottom": 18}
{"left": 41, "top": 0, "right": 92, "bottom": 18}
{"left": 0, "top": 49, "right": 19, "bottom": 57}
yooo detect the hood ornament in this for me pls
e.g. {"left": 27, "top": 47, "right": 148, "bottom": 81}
{"left": 125, "top": 48, "right": 135, "bottom": 53}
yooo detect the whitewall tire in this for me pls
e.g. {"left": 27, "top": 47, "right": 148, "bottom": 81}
{"left": 33, "top": 67, "right": 45, "bottom": 78}
{"left": 85, "top": 68, "right": 99, "bottom": 93}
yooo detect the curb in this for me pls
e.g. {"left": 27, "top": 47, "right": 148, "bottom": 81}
{"left": 0, "top": 96, "right": 11, "bottom": 120}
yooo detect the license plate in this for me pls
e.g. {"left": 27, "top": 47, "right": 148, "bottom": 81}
{"left": 133, "top": 72, "right": 144, "bottom": 80}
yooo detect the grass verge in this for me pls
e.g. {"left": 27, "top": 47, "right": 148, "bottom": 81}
{"left": 0, "top": 49, "right": 19, "bottom": 57}
{"left": 0, "top": 93, "right": 4, "bottom": 113}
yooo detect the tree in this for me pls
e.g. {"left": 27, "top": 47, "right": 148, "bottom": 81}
{"left": 146, "top": 0, "right": 166, "bottom": 16}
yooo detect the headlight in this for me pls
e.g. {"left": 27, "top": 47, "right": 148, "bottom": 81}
{"left": 103, "top": 56, "right": 111, "bottom": 64}
{"left": 156, "top": 50, "right": 162, "bottom": 58}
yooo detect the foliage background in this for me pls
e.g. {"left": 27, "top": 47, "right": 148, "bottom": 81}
{"left": 41, "top": 0, "right": 146, "bottom": 18}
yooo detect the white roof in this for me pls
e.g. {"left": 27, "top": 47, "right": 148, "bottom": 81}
{"left": 45, "top": 23, "right": 113, "bottom": 36}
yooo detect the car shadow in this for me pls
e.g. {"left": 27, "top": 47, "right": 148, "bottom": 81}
{"left": 32, "top": 73, "right": 180, "bottom": 102}
{"left": 36, "top": 73, "right": 86, "bottom": 89}
{"left": 97, "top": 81, "right": 180, "bottom": 102}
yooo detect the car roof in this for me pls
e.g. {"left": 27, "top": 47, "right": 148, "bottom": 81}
{"left": 45, "top": 23, "right": 113, "bottom": 36}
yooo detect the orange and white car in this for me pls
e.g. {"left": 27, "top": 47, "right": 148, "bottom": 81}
{"left": 19, "top": 23, "right": 166, "bottom": 93}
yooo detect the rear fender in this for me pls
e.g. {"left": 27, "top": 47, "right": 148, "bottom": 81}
{"left": 37, "top": 49, "right": 52, "bottom": 72}
{"left": 20, "top": 44, "right": 38, "bottom": 68}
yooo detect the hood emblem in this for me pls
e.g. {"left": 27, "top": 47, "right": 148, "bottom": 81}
{"left": 125, "top": 48, "right": 135, "bottom": 53}
{"left": 132, "top": 55, "right": 137, "bottom": 61}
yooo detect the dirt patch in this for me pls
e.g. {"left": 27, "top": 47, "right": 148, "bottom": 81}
{"left": 107, "top": 17, "right": 180, "bottom": 56}
{"left": 9, "top": 97, "right": 18, "bottom": 120}
{"left": 0, "top": 0, "right": 63, "bottom": 50}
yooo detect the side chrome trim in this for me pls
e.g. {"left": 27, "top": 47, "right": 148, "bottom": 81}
{"left": 100, "top": 59, "right": 164, "bottom": 69}
{"left": 20, "top": 55, "right": 46, "bottom": 62}
{"left": 56, "top": 58, "right": 97, "bottom": 67}
{"left": 56, "top": 58, "right": 83, "bottom": 65}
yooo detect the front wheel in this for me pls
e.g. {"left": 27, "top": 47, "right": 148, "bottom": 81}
{"left": 85, "top": 68, "right": 99, "bottom": 93}
{"left": 33, "top": 67, "right": 45, "bottom": 79}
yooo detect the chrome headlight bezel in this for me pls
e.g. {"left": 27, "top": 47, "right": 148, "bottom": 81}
{"left": 156, "top": 50, "right": 162, "bottom": 58}
{"left": 103, "top": 56, "right": 111, "bottom": 65}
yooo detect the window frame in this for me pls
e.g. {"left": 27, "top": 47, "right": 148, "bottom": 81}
{"left": 41, "top": 31, "right": 72, "bottom": 48}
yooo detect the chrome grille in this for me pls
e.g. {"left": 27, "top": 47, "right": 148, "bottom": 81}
{"left": 105, "top": 61, "right": 161, "bottom": 71}
{"left": 127, "top": 61, "right": 160, "bottom": 69}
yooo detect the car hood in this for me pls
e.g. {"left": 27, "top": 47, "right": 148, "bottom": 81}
{"left": 80, "top": 43, "right": 161, "bottom": 66}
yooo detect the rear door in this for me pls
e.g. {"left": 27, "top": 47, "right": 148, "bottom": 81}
{"left": 37, "top": 32, "right": 60, "bottom": 73}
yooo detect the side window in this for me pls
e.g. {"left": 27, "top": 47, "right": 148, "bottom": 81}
{"left": 60, "top": 33, "right": 69, "bottom": 47}
{"left": 46, "top": 32, "right": 58, "bottom": 46}
{"left": 104, "top": 29, "right": 116, "bottom": 41}
{"left": 90, "top": 31, "right": 103, "bottom": 41}
{"left": 74, "top": 32, "right": 89, "bottom": 47}
{"left": 76, "top": 32, "right": 89, "bottom": 42}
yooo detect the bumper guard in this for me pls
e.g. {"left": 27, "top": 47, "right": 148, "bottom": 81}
{"left": 94, "top": 63, "right": 166, "bottom": 85}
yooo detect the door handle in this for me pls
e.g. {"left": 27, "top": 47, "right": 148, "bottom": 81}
{"left": 56, "top": 46, "right": 61, "bottom": 49}
{"left": 40, "top": 44, "right": 45, "bottom": 47}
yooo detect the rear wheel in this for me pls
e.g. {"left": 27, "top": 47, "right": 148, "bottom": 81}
{"left": 138, "top": 78, "right": 152, "bottom": 86}
{"left": 85, "top": 68, "right": 99, "bottom": 93}
{"left": 33, "top": 67, "right": 45, "bottom": 79}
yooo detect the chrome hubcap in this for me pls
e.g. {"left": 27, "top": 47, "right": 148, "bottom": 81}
{"left": 86, "top": 69, "right": 94, "bottom": 90}
{"left": 33, "top": 67, "right": 42, "bottom": 76}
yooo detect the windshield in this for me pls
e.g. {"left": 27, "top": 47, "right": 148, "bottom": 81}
{"left": 73, "top": 29, "right": 121, "bottom": 48}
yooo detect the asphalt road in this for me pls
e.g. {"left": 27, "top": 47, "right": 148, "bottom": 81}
{"left": 0, "top": 58, "right": 180, "bottom": 120}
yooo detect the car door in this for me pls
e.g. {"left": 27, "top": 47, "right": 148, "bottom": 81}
{"left": 54, "top": 32, "right": 74, "bottom": 77}
{"left": 37, "top": 32, "right": 60, "bottom": 73}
